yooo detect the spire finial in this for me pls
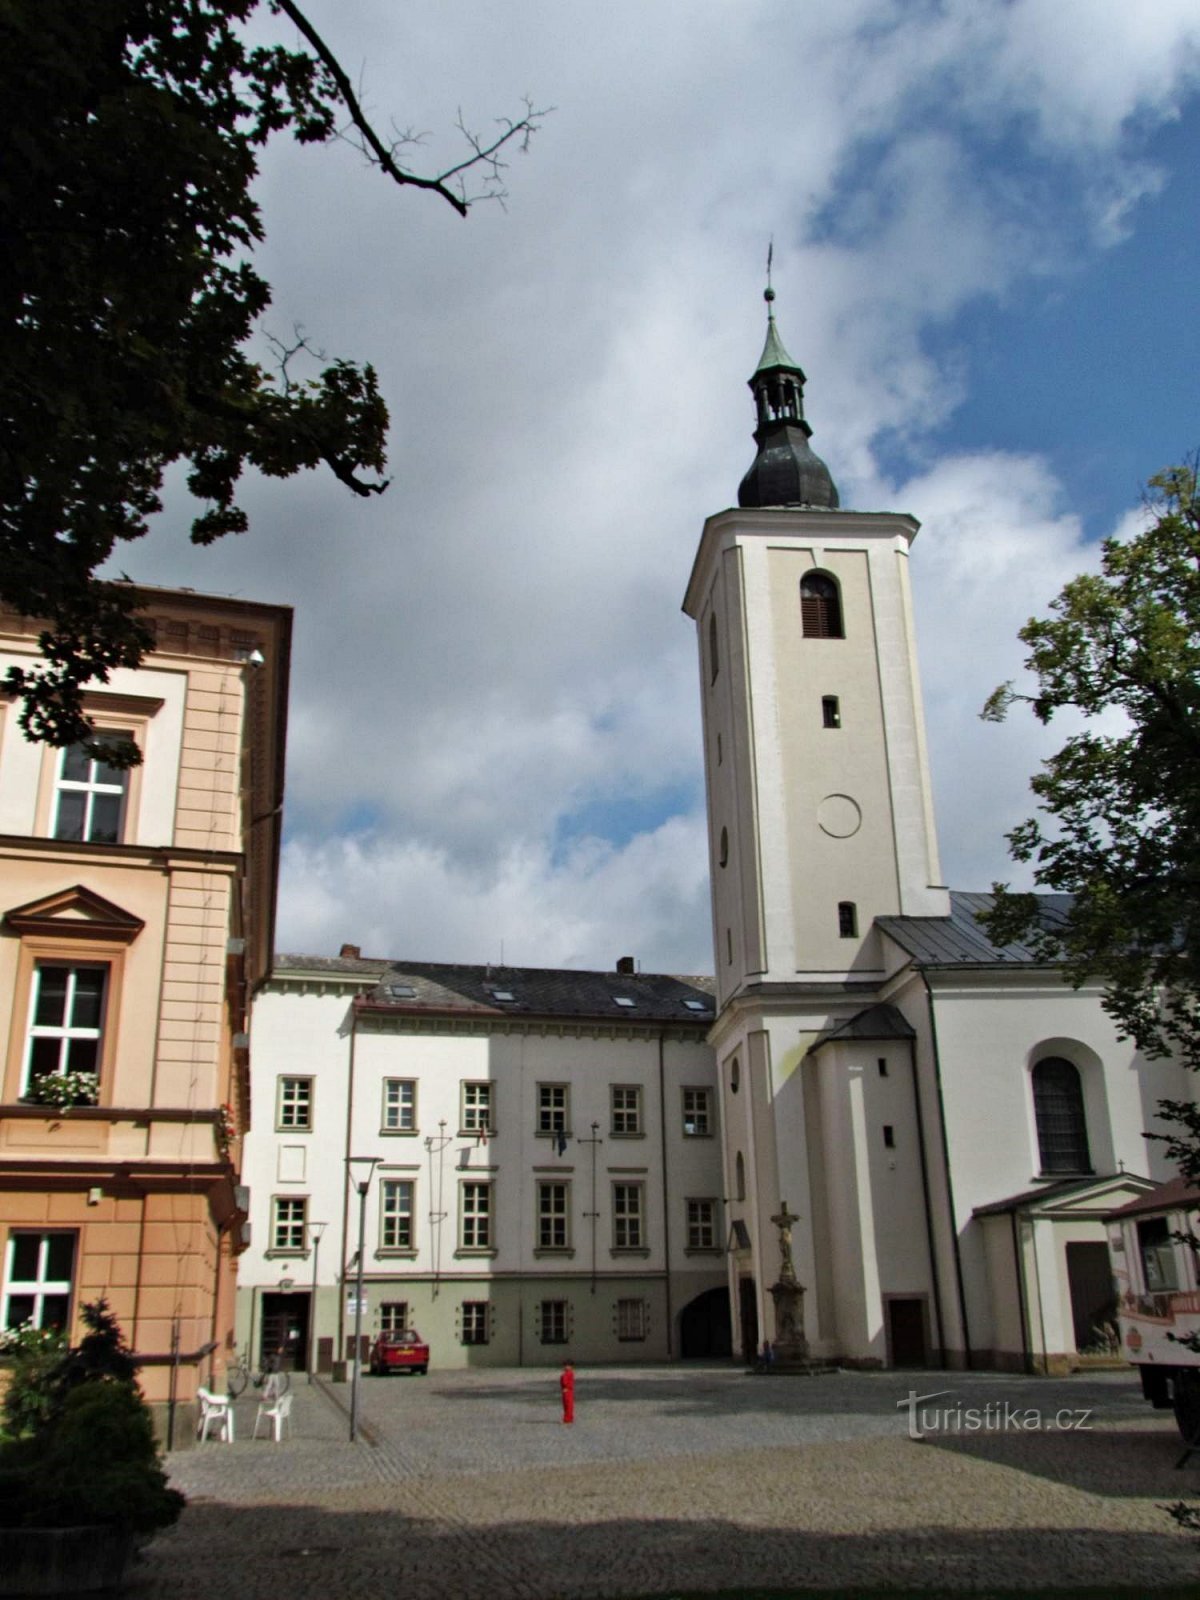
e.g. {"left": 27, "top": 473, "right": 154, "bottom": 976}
{"left": 765, "top": 238, "right": 775, "bottom": 308}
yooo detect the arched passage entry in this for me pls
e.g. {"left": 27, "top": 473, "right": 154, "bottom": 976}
{"left": 678, "top": 1286, "right": 732, "bottom": 1358}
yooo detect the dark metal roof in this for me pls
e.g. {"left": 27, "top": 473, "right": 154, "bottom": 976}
{"left": 876, "top": 890, "right": 1074, "bottom": 968}
{"left": 275, "top": 955, "right": 715, "bottom": 1024}
{"left": 812, "top": 1003, "right": 916, "bottom": 1049}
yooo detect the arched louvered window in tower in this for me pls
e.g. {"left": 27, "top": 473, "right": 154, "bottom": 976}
{"left": 1032, "top": 1056, "right": 1092, "bottom": 1175}
{"left": 800, "top": 573, "right": 843, "bottom": 639}
{"left": 708, "top": 611, "right": 719, "bottom": 683}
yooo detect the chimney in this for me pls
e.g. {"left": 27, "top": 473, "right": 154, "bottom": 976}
{"left": 615, "top": 956, "right": 635, "bottom": 975}
{"left": 340, "top": 943, "right": 361, "bottom": 960}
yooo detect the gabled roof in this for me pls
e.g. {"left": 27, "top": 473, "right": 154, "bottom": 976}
{"left": 1107, "top": 1175, "right": 1200, "bottom": 1220}
{"left": 276, "top": 955, "right": 716, "bottom": 1025}
{"left": 974, "top": 1171, "right": 1154, "bottom": 1218}
{"left": 877, "top": 890, "right": 1074, "bottom": 968}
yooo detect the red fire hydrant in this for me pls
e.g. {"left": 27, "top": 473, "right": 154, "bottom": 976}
{"left": 560, "top": 1361, "right": 575, "bottom": 1424}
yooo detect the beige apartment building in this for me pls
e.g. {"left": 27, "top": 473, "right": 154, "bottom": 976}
{"left": 0, "top": 589, "right": 289, "bottom": 1423}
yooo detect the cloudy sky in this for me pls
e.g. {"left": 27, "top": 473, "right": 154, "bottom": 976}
{"left": 121, "top": 0, "right": 1200, "bottom": 975}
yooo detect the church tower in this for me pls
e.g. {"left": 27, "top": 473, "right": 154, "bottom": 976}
{"left": 682, "top": 282, "right": 950, "bottom": 1366}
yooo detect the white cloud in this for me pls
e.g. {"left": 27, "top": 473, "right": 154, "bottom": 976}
{"left": 112, "top": 0, "right": 1200, "bottom": 969}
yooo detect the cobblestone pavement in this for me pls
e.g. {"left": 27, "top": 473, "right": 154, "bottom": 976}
{"left": 126, "top": 1366, "right": 1200, "bottom": 1597}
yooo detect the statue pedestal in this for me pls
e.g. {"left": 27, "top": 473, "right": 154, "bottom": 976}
{"left": 767, "top": 1277, "right": 836, "bottom": 1375}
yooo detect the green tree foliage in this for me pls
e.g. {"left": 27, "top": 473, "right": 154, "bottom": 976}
{"left": 982, "top": 464, "right": 1200, "bottom": 1167}
{"left": 0, "top": 1300, "right": 183, "bottom": 1533}
{"left": 0, "top": 0, "right": 541, "bottom": 755}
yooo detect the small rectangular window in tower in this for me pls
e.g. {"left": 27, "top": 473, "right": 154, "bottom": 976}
{"left": 877, "top": 1058, "right": 888, "bottom": 1078}
{"left": 726, "top": 928, "right": 733, "bottom": 964}
{"left": 883, "top": 1125, "right": 895, "bottom": 1149}
{"left": 837, "top": 901, "right": 858, "bottom": 939}
{"left": 822, "top": 696, "right": 841, "bottom": 729}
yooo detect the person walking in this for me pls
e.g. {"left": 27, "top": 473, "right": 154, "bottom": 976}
{"left": 560, "top": 1361, "right": 575, "bottom": 1424}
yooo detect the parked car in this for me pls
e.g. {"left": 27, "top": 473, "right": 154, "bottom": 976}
{"left": 368, "top": 1328, "right": 430, "bottom": 1376}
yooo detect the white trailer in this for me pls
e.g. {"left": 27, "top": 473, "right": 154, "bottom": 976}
{"left": 1108, "top": 1177, "right": 1200, "bottom": 1441}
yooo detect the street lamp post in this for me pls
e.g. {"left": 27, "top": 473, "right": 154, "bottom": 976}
{"left": 346, "top": 1156, "right": 379, "bottom": 1442}
{"left": 307, "top": 1221, "right": 327, "bottom": 1385}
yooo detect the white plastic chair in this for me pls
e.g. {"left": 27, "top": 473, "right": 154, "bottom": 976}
{"left": 196, "top": 1386, "right": 234, "bottom": 1443}
{"left": 253, "top": 1388, "right": 293, "bottom": 1442}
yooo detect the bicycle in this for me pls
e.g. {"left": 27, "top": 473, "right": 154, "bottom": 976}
{"left": 225, "top": 1345, "right": 291, "bottom": 1399}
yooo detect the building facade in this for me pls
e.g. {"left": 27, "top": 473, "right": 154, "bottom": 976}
{"left": 0, "top": 590, "right": 290, "bottom": 1419}
{"left": 238, "top": 956, "right": 729, "bottom": 1371}
{"left": 683, "top": 290, "right": 1195, "bottom": 1373}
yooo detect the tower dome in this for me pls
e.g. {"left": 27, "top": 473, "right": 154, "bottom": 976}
{"left": 737, "top": 284, "right": 838, "bottom": 510}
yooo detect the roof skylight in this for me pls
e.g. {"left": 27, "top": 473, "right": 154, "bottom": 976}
{"left": 683, "top": 999, "right": 710, "bottom": 1012}
{"left": 385, "top": 983, "right": 417, "bottom": 998}
{"left": 614, "top": 996, "right": 636, "bottom": 1008}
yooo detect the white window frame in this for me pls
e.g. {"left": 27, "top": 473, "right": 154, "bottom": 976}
{"left": 276, "top": 1076, "right": 313, "bottom": 1131}
{"left": 461, "top": 1081, "right": 494, "bottom": 1134}
{"left": 460, "top": 1182, "right": 493, "bottom": 1251}
{"left": 53, "top": 735, "right": 132, "bottom": 844}
{"left": 271, "top": 1195, "right": 308, "bottom": 1253}
{"left": 380, "top": 1179, "right": 415, "bottom": 1251}
{"left": 379, "top": 1300, "right": 409, "bottom": 1336}
{"left": 2, "top": 1231, "right": 75, "bottom": 1332}
{"left": 537, "top": 1083, "right": 569, "bottom": 1136}
{"left": 382, "top": 1078, "right": 417, "bottom": 1133}
{"left": 461, "top": 1300, "right": 490, "bottom": 1346}
{"left": 537, "top": 1181, "right": 571, "bottom": 1250}
{"left": 22, "top": 964, "right": 106, "bottom": 1098}
{"left": 610, "top": 1085, "right": 642, "bottom": 1136}
{"left": 686, "top": 1197, "right": 717, "bottom": 1251}
{"left": 612, "top": 1182, "right": 644, "bottom": 1251}
{"left": 682, "top": 1086, "right": 712, "bottom": 1137}
{"left": 616, "top": 1297, "right": 647, "bottom": 1342}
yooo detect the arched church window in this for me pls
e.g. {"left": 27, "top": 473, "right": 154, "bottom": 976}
{"left": 708, "top": 612, "right": 719, "bottom": 683}
{"left": 735, "top": 1151, "right": 746, "bottom": 1200}
{"left": 719, "top": 827, "right": 729, "bottom": 867}
{"left": 800, "top": 573, "right": 843, "bottom": 639}
{"left": 729, "top": 1057, "right": 740, "bottom": 1094}
{"left": 1032, "top": 1056, "right": 1092, "bottom": 1175}
{"left": 837, "top": 901, "right": 858, "bottom": 938}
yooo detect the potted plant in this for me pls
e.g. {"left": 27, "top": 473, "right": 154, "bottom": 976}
{"left": 0, "top": 1300, "right": 184, "bottom": 1595}
{"left": 25, "top": 1070, "right": 100, "bottom": 1111}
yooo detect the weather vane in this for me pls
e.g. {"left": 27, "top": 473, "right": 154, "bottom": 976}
{"left": 766, "top": 237, "right": 775, "bottom": 307}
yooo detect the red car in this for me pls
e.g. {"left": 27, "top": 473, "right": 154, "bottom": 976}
{"left": 368, "top": 1329, "right": 429, "bottom": 1376}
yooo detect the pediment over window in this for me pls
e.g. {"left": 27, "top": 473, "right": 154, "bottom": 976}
{"left": 4, "top": 885, "right": 145, "bottom": 944}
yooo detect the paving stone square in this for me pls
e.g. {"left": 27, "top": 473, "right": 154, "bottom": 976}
{"left": 127, "top": 1366, "right": 1200, "bottom": 1597}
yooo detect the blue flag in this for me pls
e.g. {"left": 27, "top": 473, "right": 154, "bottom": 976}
{"left": 555, "top": 1130, "right": 568, "bottom": 1157}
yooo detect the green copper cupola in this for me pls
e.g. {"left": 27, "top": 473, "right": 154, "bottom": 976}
{"left": 737, "top": 283, "right": 839, "bottom": 510}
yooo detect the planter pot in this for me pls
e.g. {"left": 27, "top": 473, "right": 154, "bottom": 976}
{"left": 0, "top": 1525, "right": 133, "bottom": 1595}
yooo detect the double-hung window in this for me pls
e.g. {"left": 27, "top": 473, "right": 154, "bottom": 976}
{"left": 276, "top": 1077, "right": 312, "bottom": 1131}
{"left": 271, "top": 1196, "right": 308, "bottom": 1253}
{"left": 380, "top": 1180, "right": 415, "bottom": 1251}
{"left": 2, "top": 1232, "right": 74, "bottom": 1332}
{"left": 380, "top": 1301, "right": 409, "bottom": 1336}
{"left": 537, "top": 1083, "right": 569, "bottom": 1137}
{"left": 610, "top": 1086, "right": 641, "bottom": 1136}
{"left": 460, "top": 1182, "right": 493, "bottom": 1251}
{"left": 53, "top": 737, "right": 133, "bottom": 844}
{"left": 382, "top": 1079, "right": 416, "bottom": 1133}
{"left": 23, "top": 965, "right": 105, "bottom": 1100}
{"left": 537, "top": 1182, "right": 570, "bottom": 1251}
{"left": 686, "top": 1198, "right": 717, "bottom": 1251}
{"left": 461, "top": 1081, "right": 494, "bottom": 1135}
{"left": 612, "top": 1183, "right": 644, "bottom": 1250}
{"left": 461, "top": 1301, "right": 490, "bottom": 1345}
{"left": 616, "top": 1298, "right": 647, "bottom": 1342}
{"left": 682, "top": 1087, "right": 711, "bottom": 1137}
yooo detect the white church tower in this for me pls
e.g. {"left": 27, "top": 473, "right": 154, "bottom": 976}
{"left": 683, "top": 282, "right": 952, "bottom": 1367}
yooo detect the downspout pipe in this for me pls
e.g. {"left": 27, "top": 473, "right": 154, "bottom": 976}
{"left": 337, "top": 1002, "right": 358, "bottom": 1366}
{"left": 1010, "top": 1209, "right": 1032, "bottom": 1374}
{"left": 919, "top": 971, "right": 973, "bottom": 1368}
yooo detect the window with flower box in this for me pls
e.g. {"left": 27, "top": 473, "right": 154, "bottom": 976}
{"left": 22, "top": 965, "right": 105, "bottom": 1104}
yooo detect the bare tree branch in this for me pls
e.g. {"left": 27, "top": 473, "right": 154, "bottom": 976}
{"left": 274, "top": 0, "right": 547, "bottom": 215}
